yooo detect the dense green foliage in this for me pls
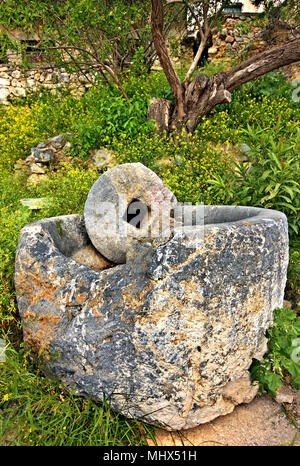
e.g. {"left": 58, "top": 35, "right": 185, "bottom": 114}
{"left": 0, "top": 0, "right": 152, "bottom": 72}
{"left": 250, "top": 307, "right": 300, "bottom": 397}
{"left": 0, "top": 67, "right": 299, "bottom": 444}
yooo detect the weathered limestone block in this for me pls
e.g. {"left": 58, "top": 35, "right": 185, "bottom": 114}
{"left": 84, "top": 163, "right": 177, "bottom": 264}
{"left": 15, "top": 203, "right": 289, "bottom": 430}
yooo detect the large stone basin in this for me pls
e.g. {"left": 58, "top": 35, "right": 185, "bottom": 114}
{"left": 15, "top": 205, "right": 289, "bottom": 430}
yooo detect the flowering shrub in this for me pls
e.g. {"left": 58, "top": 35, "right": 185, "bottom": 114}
{"left": 33, "top": 162, "right": 100, "bottom": 216}
{"left": 0, "top": 106, "right": 41, "bottom": 170}
{"left": 112, "top": 129, "right": 229, "bottom": 205}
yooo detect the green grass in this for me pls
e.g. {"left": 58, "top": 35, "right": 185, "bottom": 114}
{"left": 0, "top": 346, "right": 155, "bottom": 446}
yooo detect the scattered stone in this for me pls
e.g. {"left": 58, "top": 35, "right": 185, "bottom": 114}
{"left": 225, "top": 36, "right": 235, "bottom": 43}
{"left": 12, "top": 87, "right": 26, "bottom": 97}
{"left": 208, "top": 46, "right": 218, "bottom": 55}
{"left": 30, "top": 163, "right": 46, "bottom": 174}
{"left": 0, "top": 87, "right": 10, "bottom": 103}
{"left": 275, "top": 386, "right": 295, "bottom": 404}
{"left": 147, "top": 396, "right": 300, "bottom": 446}
{"left": 14, "top": 159, "right": 28, "bottom": 172}
{"left": 239, "top": 143, "right": 251, "bottom": 154}
{"left": 27, "top": 174, "right": 48, "bottom": 186}
{"left": 11, "top": 78, "right": 19, "bottom": 87}
{"left": 20, "top": 198, "right": 51, "bottom": 210}
{"left": 71, "top": 245, "right": 114, "bottom": 271}
{"left": 0, "top": 78, "right": 10, "bottom": 86}
{"left": 11, "top": 70, "right": 21, "bottom": 79}
{"left": 48, "top": 134, "right": 67, "bottom": 150}
{"left": 283, "top": 299, "right": 292, "bottom": 309}
{"left": 30, "top": 147, "right": 53, "bottom": 163}
{"left": 37, "top": 142, "right": 47, "bottom": 149}
{"left": 91, "top": 149, "right": 115, "bottom": 170}
{"left": 219, "top": 29, "right": 227, "bottom": 39}
{"left": 26, "top": 79, "right": 36, "bottom": 89}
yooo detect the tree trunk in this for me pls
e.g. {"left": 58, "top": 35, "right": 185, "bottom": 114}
{"left": 148, "top": 37, "right": 300, "bottom": 133}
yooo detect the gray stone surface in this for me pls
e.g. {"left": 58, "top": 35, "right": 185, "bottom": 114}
{"left": 48, "top": 134, "right": 66, "bottom": 150}
{"left": 84, "top": 163, "right": 177, "bottom": 264}
{"left": 15, "top": 203, "right": 289, "bottom": 430}
{"left": 29, "top": 147, "right": 53, "bottom": 163}
{"left": 91, "top": 149, "right": 114, "bottom": 169}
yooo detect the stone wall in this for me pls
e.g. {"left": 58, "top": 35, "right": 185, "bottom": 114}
{"left": 0, "top": 65, "right": 93, "bottom": 104}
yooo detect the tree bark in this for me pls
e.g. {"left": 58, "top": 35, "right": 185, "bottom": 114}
{"left": 151, "top": 0, "right": 185, "bottom": 120}
{"left": 148, "top": 36, "right": 300, "bottom": 133}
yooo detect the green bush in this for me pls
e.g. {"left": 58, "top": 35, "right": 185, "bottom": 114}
{"left": 208, "top": 123, "right": 300, "bottom": 237}
{"left": 112, "top": 129, "right": 228, "bottom": 205}
{"left": 250, "top": 307, "right": 300, "bottom": 397}
{"left": 70, "top": 86, "right": 152, "bottom": 158}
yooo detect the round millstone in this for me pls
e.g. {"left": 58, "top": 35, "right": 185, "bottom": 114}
{"left": 83, "top": 163, "right": 177, "bottom": 263}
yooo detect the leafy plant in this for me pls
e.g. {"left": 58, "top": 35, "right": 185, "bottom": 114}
{"left": 208, "top": 124, "right": 300, "bottom": 237}
{"left": 250, "top": 307, "right": 300, "bottom": 397}
{"left": 285, "top": 243, "right": 300, "bottom": 308}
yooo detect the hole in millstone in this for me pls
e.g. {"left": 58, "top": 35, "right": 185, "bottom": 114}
{"left": 197, "top": 346, "right": 201, "bottom": 352}
{"left": 123, "top": 199, "right": 150, "bottom": 229}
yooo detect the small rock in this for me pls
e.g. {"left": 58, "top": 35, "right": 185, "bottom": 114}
{"left": 48, "top": 134, "right": 66, "bottom": 150}
{"left": 0, "top": 78, "right": 10, "bottom": 86}
{"left": 58, "top": 73, "right": 70, "bottom": 83}
{"left": 283, "top": 300, "right": 292, "bottom": 309}
{"left": 20, "top": 198, "right": 51, "bottom": 210}
{"left": 11, "top": 78, "right": 19, "bottom": 87}
{"left": 11, "top": 70, "right": 21, "bottom": 79}
{"left": 219, "top": 29, "right": 227, "bottom": 39}
{"left": 71, "top": 245, "right": 113, "bottom": 271}
{"left": 27, "top": 174, "right": 48, "bottom": 186}
{"left": 239, "top": 143, "right": 251, "bottom": 154}
{"left": 208, "top": 46, "right": 218, "bottom": 55}
{"left": 12, "top": 87, "right": 26, "bottom": 97}
{"left": 25, "top": 79, "right": 36, "bottom": 89}
{"left": 37, "top": 142, "right": 47, "bottom": 149}
{"left": 275, "top": 385, "right": 294, "bottom": 404}
{"left": 225, "top": 36, "right": 235, "bottom": 43}
{"left": 91, "top": 149, "right": 114, "bottom": 169}
{"left": 0, "top": 87, "right": 10, "bottom": 103}
{"left": 31, "top": 147, "right": 53, "bottom": 163}
{"left": 30, "top": 163, "right": 46, "bottom": 174}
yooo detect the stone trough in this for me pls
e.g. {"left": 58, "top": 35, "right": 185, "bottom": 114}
{"left": 15, "top": 163, "right": 289, "bottom": 430}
